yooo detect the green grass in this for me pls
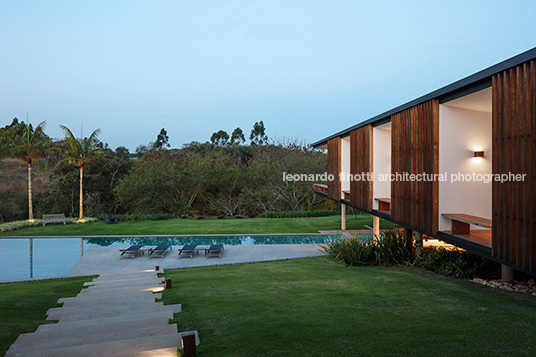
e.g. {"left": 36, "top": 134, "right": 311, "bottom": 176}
{"left": 0, "top": 276, "right": 95, "bottom": 356}
{"left": 161, "top": 258, "right": 536, "bottom": 356}
{"left": 0, "top": 215, "right": 394, "bottom": 237}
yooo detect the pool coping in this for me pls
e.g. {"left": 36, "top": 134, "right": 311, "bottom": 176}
{"left": 0, "top": 230, "right": 374, "bottom": 239}
{"left": 0, "top": 232, "right": 348, "bottom": 239}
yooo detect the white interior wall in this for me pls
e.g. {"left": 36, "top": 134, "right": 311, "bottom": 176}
{"left": 372, "top": 125, "right": 391, "bottom": 209}
{"left": 438, "top": 105, "right": 492, "bottom": 231}
{"left": 341, "top": 137, "right": 351, "bottom": 193}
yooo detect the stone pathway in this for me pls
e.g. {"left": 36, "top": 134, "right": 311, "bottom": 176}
{"left": 6, "top": 269, "right": 183, "bottom": 356}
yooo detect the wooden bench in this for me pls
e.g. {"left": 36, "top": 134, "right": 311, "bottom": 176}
{"left": 42, "top": 214, "right": 67, "bottom": 226}
{"left": 442, "top": 213, "right": 491, "bottom": 235}
{"left": 313, "top": 184, "right": 328, "bottom": 194}
{"left": 375, "top": 198, "right": 391, "bottom": 211}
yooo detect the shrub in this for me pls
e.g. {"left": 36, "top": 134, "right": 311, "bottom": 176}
{"left": 321, "top": 229, "right": 413, "bottom": 266}
{"left": 411, "top": 247, "right": 501, "bottom": 280}
{"left": 322, "top": 235, "right": 375, "bottom": 266}
{"left": 257, "top": 210, "right": 338, "bottom": 218}
{"left": 97, "top": 213, "right": 175, "bottom": 222}
{"left": 0, "top": 217, "right": 98, "bottom": 233}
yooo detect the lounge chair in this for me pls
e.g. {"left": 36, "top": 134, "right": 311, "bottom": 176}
{"left": 207, "top": 244, "right": 224, "bottom": 258}
{"left": 178, "top": 244, "right": 197, "bottom": 259}
{"left": 149, "top": 245, "right": 172, "bottom": 259}
{"left": 120, "top": 245, "right": 143, "bottom": 259}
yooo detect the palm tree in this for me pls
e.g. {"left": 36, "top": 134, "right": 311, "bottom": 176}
{"left": 11, "top": 121, "right": 54, "bottom": 221}
{"left": 58, "top": 125, "right": 103, "bottom": 221}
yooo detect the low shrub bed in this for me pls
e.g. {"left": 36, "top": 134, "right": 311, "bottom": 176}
{"left": 0, "top": 217, "right": 98, "bottom": 233}
{"left": 412, "top": 246, "right": 501, "bottom": 280}
{"left": 96, "top": 213, "right": 175, "bottom": 222}
{"left": 322, "top": 230, "right": 501, "bottom": 280}
{"left": 322, "top": 229, "right": 413, "bottom": 266}
{"left": 257, "top": 210, "right": 338, "bottom": 218}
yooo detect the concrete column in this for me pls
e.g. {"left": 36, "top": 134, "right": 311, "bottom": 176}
{"left": 373, "top": 216, "right": 380, "bottom": 237}
{"left": 341, "top": 204, "right": 346, "bottom": 231}
{"left": 414, "top": 231, "right": 423, "bottom": 256}
{"left": 501, "top": 265, "right": 515, "bottom": 283}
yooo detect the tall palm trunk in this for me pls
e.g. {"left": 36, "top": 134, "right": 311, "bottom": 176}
{"left": 27, "top": 161, "right": 33, "bottom": 221}
{"left": 79, "top": 164, "right": 84, "bottom": 220}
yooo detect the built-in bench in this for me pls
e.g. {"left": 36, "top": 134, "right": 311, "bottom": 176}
{"left": 442, "top": 213, "right": 491, "bottom": 235}
{"left": 42, "top": 214, "right": 67, "bottom": 226}
{"left": 375, "top": 198, "right": 391, "bottom": 211}
{"left": 313, "top": 183, "right": 328, "bottom": 194}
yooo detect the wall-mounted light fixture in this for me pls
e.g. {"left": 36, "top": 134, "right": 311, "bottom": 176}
{"left": 473, "top": 151, "right": 484, "bottom": 158}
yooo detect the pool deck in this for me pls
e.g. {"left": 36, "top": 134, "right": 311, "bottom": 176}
{"left": 68, "top": 244, "right": 327, "bottom": 276}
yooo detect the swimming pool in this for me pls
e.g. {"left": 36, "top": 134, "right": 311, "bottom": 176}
{"left": 0, "top": 234, "right": 352, "bottom": 281}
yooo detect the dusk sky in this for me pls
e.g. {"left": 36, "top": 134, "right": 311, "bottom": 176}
{"left": 1, "top": 1, "right": 535, "bottom": 151}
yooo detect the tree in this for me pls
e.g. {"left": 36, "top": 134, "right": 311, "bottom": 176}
{"left": 210, "top": 130, "right": 230, "bottom": 146}
{"left": 58, "top": 125, "right": 103, "bottom": 221}
{"left": 115, "top": 146, "right": 130, "bottom": 161}
{"left": 135, "top": 144, "right": 151, "bottom": 158}
{"left": 230, "top": 127, "right": 245, "bottom": 145}
{"left": 11, "top": 121, "right": 54, "bottom": 221}
{"left": 0, "top": 126, "right": 16, "bottom": 160}
{"left": 153, "top": 128, "right": 170, "bottom": 150}
{"left": 250, "top": 121, "right": 268, "bottom": 145}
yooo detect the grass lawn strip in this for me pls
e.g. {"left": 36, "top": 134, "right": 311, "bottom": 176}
{"left": 0, "top": 215, "right": 395, "bottom": 237}
{"left": 0, "top": 276, "right": 95, "bottom": 356}
{"left": 161, "top": 257, "right": 536, "bottom": 356}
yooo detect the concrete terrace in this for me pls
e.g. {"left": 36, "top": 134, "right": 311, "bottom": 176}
{"left": 68, "top": 244, "right": 327, "bottom": 276}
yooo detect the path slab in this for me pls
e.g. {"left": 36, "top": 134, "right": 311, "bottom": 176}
{"left": 6, "top": 270, "right": 181, "bottom": 356}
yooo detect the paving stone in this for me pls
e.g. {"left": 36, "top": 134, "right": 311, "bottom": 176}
{"left": 9, "top": 333, "right": 181, "bottom": 357}
{"left": 7, "top": 269, "right": 182, "bottom": 356}
{"left": 36, "top": 312, "right": 176, "bottom": 333}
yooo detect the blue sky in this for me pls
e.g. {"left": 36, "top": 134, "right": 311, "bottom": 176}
{"left": 1, "top": 1, "right": 535, "bottom": 151}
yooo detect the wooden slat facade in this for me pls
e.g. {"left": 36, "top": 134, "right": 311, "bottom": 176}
{"left": 327, "top": 137, "right": 341, "bottom": 200}
{"left": 391, "top": 100, "right": 439, "bottom": 236}
{"left": 350, "top": 125, "right": 373, "bottom": 210}
{"left": 492, "top": 60, "right": 536, "bottom": 272}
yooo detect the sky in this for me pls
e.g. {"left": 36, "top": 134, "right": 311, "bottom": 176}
{"left": 1, "top": 1, "right": 535, "bottom": 152}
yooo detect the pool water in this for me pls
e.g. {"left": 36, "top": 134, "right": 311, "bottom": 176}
{"left": 0, "top": 234, "right": 353, "bottom": 281}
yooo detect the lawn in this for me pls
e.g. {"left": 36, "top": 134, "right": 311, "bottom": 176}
{"left": 161, "top": 258, "right": 536, "bottom": 356}
{"left": 0, "top": 214, "right": 394, "bottom": 237}
{"left": 0, "top": 276, "right": 95, "bottom": 356}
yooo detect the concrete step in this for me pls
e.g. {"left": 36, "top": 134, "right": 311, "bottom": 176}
{"left": 8, "top": 332, "right": 181, "bottom": 357}
{"left": 90, "top": 275, "right": 162, "bottom": 283}
{"left": 82, "top": 279, "right": 164, "bottom": 288}
{"left": 87, "top": 279, "right": 163, "bottom": 287}
{"left": 77, "top": 287, "right": 161, "bottom": 296}
{"left": 47, "top": 303, "right": 182, "bottom": 322}
{"left": 116, "top": 347, "right": 177, "bottom": 357}
{"left": 95, "top": 270, "right": 157, "bottom": 279}
{"left": 37, "top": 311, "right": 176, "bottom": 333}
{"left": 58, "top": 293, "right": 161, "bottom": 307}
{"left": 9, "top": 323, "right": 178, "bottom": 353}
{"left": 79, "top": 283, "right": 164, "bottom": 293}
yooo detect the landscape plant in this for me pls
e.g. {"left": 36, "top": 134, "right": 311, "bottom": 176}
{"left": 411, "top": 246, "right": 501, "bottom": 279}
{"left": 322, "top": 228, "right": 413, "bottom": 266}
{"left": 57, "top": 125, "right": 103, "bottom": 221}
{"left": 10, "top": 121, "right": 54, "bottom": 221}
